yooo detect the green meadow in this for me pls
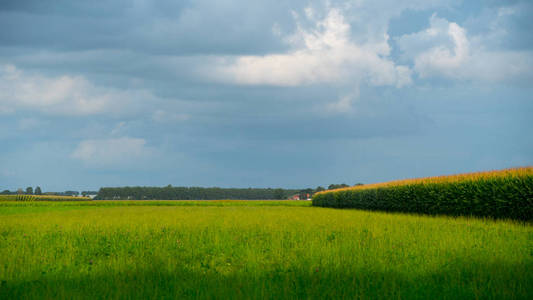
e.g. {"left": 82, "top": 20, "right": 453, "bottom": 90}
{"left": 0, "top": 200, "right": 531, "bottom": 299}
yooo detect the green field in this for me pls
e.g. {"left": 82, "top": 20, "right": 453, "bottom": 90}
{"left": 0, "top": 201, "right": 531, "bottom": 299}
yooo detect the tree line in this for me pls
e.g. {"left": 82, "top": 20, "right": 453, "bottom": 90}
{"left": 0, "top": 187, "right": 98, "bottom": 196}
{"left": 95, "top": 183, "right": 363, "bottom": 200}
{"left": 1, "top": 183, "right": 362, "bottom": 200}
{"left": 95, "top": 186, "right": 302, "bottom": 200}
{"left": 1, "top": 186, "right": 43, "bottom": 195}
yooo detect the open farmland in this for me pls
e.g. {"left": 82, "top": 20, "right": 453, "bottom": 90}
{"left": 0, "top": 200, "right": 531, "bottom": 299}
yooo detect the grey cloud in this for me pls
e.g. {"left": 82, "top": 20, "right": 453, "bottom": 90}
{"left": 463, "top": 2, "right": 533, "bottom": 51}
{"left": 0, "top": 0, "right": 294, "bottom": 55}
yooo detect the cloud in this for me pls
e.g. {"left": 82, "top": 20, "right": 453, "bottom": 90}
{"left": 211, "top": 7, "right": 412, "bottom": 89}
{"left": 0, "top": 64, "right": 155, "bottom": 116}
{"left": 324, "top": 90, "right": 360, "bottom": 114}
{"left": 71, "top": 137, "right": 154, "bottom": 167}
{"left": 152, "top": 110, "right": 190, "bottom": 123}
{"left": 396, "top": 13, "right": 533, "bottom": 82}
{"left": 0, "top": 0, "right": 288, "bottom": 56}
{"left": 413, "top": 15, "right": 469, "bottom": 78}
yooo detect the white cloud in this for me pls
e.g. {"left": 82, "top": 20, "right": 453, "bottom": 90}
{"left": 0, "top": 64, "right": 155, "bottom": 116}
{"left": 397, "top": 13, "right": 533, "bottom": 82}
{"left": 414, "top": 16, "right": 469, "bottom": 78}
{"left": 206, "top": 5, "right": 417, "bottom": 114}
{"left": 211, "top": 7, "right": 412, "bottom": 89}
{"left": 71, "top": 137, "right": 154, "bottom": 167}
{"left": 325, "top": 94, "right": 355, "bottom": 114}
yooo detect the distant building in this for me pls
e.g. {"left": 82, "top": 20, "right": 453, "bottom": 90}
{"left": 289, "top": 193, "right": 312, "bottom": 200}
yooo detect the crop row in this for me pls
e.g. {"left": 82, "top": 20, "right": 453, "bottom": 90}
{"left": 0, "top": 195, "right": 91, "bottom": 201}
{"left": 312, "top": 167, "right": 533, "bottom": 221}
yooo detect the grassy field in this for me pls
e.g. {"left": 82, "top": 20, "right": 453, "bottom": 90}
{"left": 0, "top": 201, "right": 531, "bottom": 299}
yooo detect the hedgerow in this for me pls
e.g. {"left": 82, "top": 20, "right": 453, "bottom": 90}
{"left": 312, "top": 167, "right": 533, "bottom": 221}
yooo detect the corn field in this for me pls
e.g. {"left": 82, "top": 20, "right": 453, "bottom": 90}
{"left": 312, "top": 167, "right": 533, "bottom": 221}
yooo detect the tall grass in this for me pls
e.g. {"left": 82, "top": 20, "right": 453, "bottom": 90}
{"left": 0, "top": 201, "right": 531, "bottom": 299}
{"left": 313, "top": 167, "right": 533, "bottom": 221}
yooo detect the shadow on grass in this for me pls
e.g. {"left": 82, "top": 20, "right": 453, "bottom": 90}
{"left": 1, "top": 259, "right": 531, "bottom": 300}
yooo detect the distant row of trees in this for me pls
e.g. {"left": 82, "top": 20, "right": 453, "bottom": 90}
{"left": 1, "top": 183, "right": 362, "bottom": 200}
{"left": 1, "top": 186, "right": 42, "bottom": 195}
{"left": 95, "top": 186, "right": 301, "bottom": 200}
{"left": 95, "top": 183, "right": 364, "bottom": 200}
{"left": 294, "top": 183, "right": 363, "bottom": 200}
{"left": 0, "top": 188, "right": 98, "bottom": 196}
{"left": 327, "top": 183, "right": 363, "bottom": 190}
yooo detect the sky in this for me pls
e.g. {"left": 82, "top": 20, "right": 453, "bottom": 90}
{"left": 0, "top": 0, "right": 532, "bottom": 191}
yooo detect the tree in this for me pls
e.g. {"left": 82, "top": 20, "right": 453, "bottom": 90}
{"left": 299, "top": 188, "right": 314, "bottom": 200}
{"left": 315, "top": 186, "right": 325, "bottom": 193}
{"left": 273, "top": 188, "right": 285, "bottom": 200}
{"left": 26, "top": 187, "right": 33, "bottom": 195}
{"left": 35, "top": 186, "right": 42, "bottom": 195}
{"left": 328, "top": 183, "right": 350, "bottom": 190}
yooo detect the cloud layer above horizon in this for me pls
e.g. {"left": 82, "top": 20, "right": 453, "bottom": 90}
{"left": 1, "top": 0, "right": 532, "bottom": 191}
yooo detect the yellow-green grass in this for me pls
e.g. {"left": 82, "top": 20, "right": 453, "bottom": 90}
{"left": 0, "top": 199, "right": 310, "bottom": 209}
{"left": 0, "top": 201, "right": 531, "bottom": 299}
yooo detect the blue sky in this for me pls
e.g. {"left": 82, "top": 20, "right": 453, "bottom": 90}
{"left": 0, "top": 0, "right": 532, "bottom": 191}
